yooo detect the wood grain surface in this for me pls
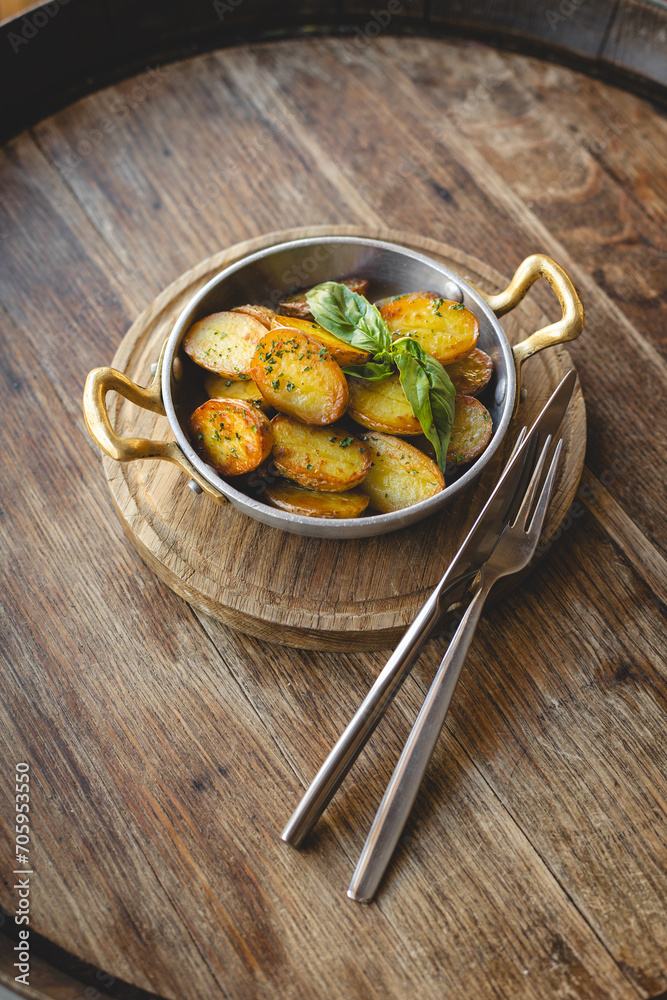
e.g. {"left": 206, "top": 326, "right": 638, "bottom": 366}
{"left": 103, "top": 225, "right": 585, "bottom": 649}
{"left": 2, "top": 0, "right": 667, "bottom": 145}
{"left": 0, "top": 33, "right": 666, "bottom": 1000}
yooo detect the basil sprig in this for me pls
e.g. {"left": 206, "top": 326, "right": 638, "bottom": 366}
{"left": 305, "top": 281, "right": 456, "bottom": 471}
{"left": 305, "top": 281, "right": 392, "bottom": 356}
{"left": 393, "top": 339, "right": 456, "bottom": 472}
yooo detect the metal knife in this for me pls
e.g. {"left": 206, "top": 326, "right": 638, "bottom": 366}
{"left": 281, "top": 370, "right": 576, "bottom": 848}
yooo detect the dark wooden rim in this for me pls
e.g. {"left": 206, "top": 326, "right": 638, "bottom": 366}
{"left": 1, "top": 1, "right": 666, "bottom": 144}
{"left": 0, "top": 921, "right": 165, "bottom": 999}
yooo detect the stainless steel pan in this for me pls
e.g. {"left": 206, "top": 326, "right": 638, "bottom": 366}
{"left": 84, "top": 237, "right": 584, "bottom": 538}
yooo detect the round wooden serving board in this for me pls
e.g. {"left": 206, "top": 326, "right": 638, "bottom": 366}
{"left": 103, "top": 225, "right": 586, "bottom": 650}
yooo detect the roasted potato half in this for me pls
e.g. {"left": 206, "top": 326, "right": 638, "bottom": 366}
{"left": 183, "top": 311, "right": 267, "bottom": 379}
{"left": 380, "top": 293, "right": 478, "bottom": 365}
{"left": 445, "top": 348, "right": 493, "bottom": 397}
{"left": 359, "top": 432, "right": 445, "bottom": 513}
{"left": 232, "top": 304, "right": 275, "bottom": 329}
{"left": 347, "top": 372, "right": 421, "bottom": 435}
{"left": 203, "top": 373, "right": 268, "bottom": 410}
{"left": 447, "top": 395, "right": 493, "bottom": 465}
{"left": 265, "top": 482, "right": 369, "bottom": 519}
{"left": 278, "top": 277, "right": 370, "bottom": 320}
{"left": 189, "top": 399, "right": 273, "bottom": 476}
{"left": 271, "top": 315, "right": 371, "bottom": 368}
{"left": 250, "top": 329, "right": 349, "bottom": 425}
{"left": 271, "top": 415, "right": 371, "bottom": 491}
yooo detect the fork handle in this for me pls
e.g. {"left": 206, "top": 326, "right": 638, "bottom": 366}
{"left": 281, "top": 583, "right": 452, "bottom": 847}
{"left": 347, "top": 575, "right": 493, "bottom": 903}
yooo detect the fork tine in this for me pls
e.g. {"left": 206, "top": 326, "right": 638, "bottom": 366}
{"left": 527, "top": 439, "right": 563, "bottom": 538}
{"left": 512, "top": 434, "right": 552, "bottom": 530}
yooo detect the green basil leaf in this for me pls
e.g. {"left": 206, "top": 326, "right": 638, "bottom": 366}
{"left": 306, "top": 281, "right": 392, "bottom": 355}
{"left": 421, "top": 354, "right": 456, "bottom": 469}
{"left": 395, "top": 339, "right": 455, "bottom": 472}
{"left": 341, "top": 361, "right": 395, "bottom": 381}
{"left": 391, "top": 336, "right": 426, "bottom": 360}
{"left": 303, "top": 284, "right": 455, "bottom": 470}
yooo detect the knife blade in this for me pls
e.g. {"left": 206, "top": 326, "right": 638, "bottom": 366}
{"left": 422, "top": 368, "right": 576, "bottom": 617}
{"left": 281, "top": 370, "right": 576, "bottom": 848}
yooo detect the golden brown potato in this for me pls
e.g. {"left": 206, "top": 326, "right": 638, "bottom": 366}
{"left": 203, "top": 373, "right": 269, "bottom": 410}
{"left": 232, "top": 304, "right": 275, "bottom": 329}
{"left": 183, "top": 311, "right": 267, "bottom": 379}
{"left": 265, "top": 482, "right": 369, "bottom": 519}
{"left": 447, "top": 395, "right": 493, "bottom": 465}
{"left": 358, "top": 432, "right": 445, "bottom": 513}
{"left": 250, "top": 329, "right": 349, "bottom": 425}
{"left": 271, "top": 415, "right": 371, "bottom": 491}
{"left": 270, "top": 315, "right": 371, "bottom": 368}
{"left": 278, "top": 277, "right": 370, "bottom": 320}
{"left": 445, "top": 348, "right": 493, "bottom": 397}
{"left": 347, "top": 372, "right": 421, "bottom": 435}
{"left": 380, "top": 293, "right": 478, "bottom": 365}
{"left": 189, "top": 399, "right": 273, "bottom": 476}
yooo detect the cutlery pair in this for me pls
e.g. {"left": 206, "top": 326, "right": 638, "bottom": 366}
{"left": 282, "top": 371, "right": 575, "bottom": 901}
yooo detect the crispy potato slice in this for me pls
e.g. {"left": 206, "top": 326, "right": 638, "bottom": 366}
{"left": 373, "top": 291, "right": 436, "bottom": 310}
{"left": 265, "top": 482, "right": 369, "bottom": 519}
{"left": 447, "top": 395, "right": 493, "bottom": 465}
{"left": 203, "top": 373, "right": 269, "bottom": 410}
{"left": 278, "top": 277, "right": 370, "bottom": 320}
{"left": 183, "top": 311, "right": 267, "bottom": 379}
{"left": 347, "top": 372, "right": 421, "bottom": 435}
{"left": 271, "top": 415, "right": 371, "bottom": 491}
{"left": 270, "top": 315, "right": 371, "bottom": 368}
{"left": 232, "top": 304, "right": 275, "bottom": 329}
{"left": 189, "top": 399, "right": 273, "bottom": 476}
{"left": 359, "top": 432, "right": 445, "bottom": 513}
{"left": 250, "top": 329, "right": 348, "bottom": 425}
{"left": 445, "top": 348, "right": 493, "bottom": 396}
{"left": 406, "top": 396, "right": 494, "bottom": 465}
{"left": 380, "top": 293, "right": 478, "bottom": 365}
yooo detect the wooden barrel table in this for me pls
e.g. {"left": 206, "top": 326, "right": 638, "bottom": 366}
{"left": 1, "top": 15, "right": 666, "bottom": 1000}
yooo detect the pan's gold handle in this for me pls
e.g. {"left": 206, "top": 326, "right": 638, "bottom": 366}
{"left": 479, "top": 254, "right": 584, "bottom": 413}
{"left": 82, "top": 342, "right": 226, "bottom": 502}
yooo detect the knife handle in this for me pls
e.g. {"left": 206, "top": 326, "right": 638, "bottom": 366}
{"left": 281, "top": 428, "right": 534, "bottom": 849}
{"left": 347, "top": 578, "right": 490, "bottom": 903}
{"left": 281, "top": 581, "right": 461, "bottom": 848}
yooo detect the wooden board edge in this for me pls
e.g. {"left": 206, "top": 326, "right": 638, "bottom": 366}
{"left": 100, "top": 227, "right": 586, "bottom": 649}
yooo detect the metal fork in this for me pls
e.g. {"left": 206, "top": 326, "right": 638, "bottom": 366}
{"left": 347, "top": 436, "right": 563, "bottom": 903}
